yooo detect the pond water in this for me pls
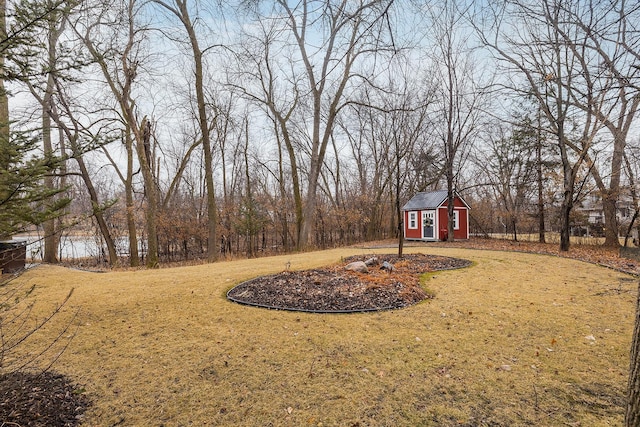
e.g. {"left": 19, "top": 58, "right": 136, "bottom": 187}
{"left": 16, "top": 234, "right": 138, "bottom": 262}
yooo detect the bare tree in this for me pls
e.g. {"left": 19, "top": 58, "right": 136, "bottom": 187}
{"left": 344, "top": 72, "right": 434, "bottom": 253}
{"left": 151, "top": 0, "right": 219, "bottom": 262}
{"left": 425, "top": 0, "right": 485, "bottom": 242}
{"left": 99, "top": 124, "right": 140, "bottom": 266}
{"left": 0, "top": 0, "right": 9, "bottom": 185}
{"left": 535, "top": 108, "right": 547, "bottom": 242}
{"left": 553, "top": 0, "right": 640, "bottom": 247}
{"left": 230, "top": 17, "right": 305, "bottom": 249}
{"left": 10, "top": 0, "right": 125, "bottom": 265}
{"left": 629, "top": 273, "right": 640, "bottom": 426}
{"left": 477, "top": 0, "right": 640, "bottom": 250}
{"left": 339, "top": 90, "right": 393, "bottom": 243}
{"left": 70, "top": 0, "right": 160, "bottom": 267}
{"left": 477, "top": 119, "right": 538, "bottom": 240}
{"left": 389, "top": 94, "right": 432, "bottom": 255}
{"left": 0, "top": 273, "right": 76, "bottom": 373}
{"left": 620, "top": 17, "right": 640, "bottom": 423}
{"left": 233, "top": 0, "right": 397, "bottom": 250}
{"left": 622, "top": 147, "right": 640, "bottom": 247}
{"left": 476, "top": 0, "right": 603, "bottom": 251}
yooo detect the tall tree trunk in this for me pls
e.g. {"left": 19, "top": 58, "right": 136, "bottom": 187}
{"left": 446, "top": 159, "right": 455, "bottom": 242}
{"left": 601, "top": 133, "right": 625, "bottom": 247}
{"left": 187, "top": 17, "right": 218, "bottom": 263}
{"left": 277, "top": 121, "right": 303, "bottom": 251}
{"left": 536, "top": 111, "right": 546, "bottom": 243}
{"left": 396, "top": 187, "right": 404, "bottom": 258}
{"left": 275, "top": 126, "right": 290, "bottom": 252}
{"left": 35, "top": 88, "right": 119, "bottom": 265}
{"left": 557, "top": 113, "right": 580, "bottom": 252}
{"left": 602, "top": 195, "right": 619, "bottom": 247}
{"left": 243, "top": 119, "right": 253, "bottom": 259}
{"left": 298, "top": 88, "right": 325, "bottom": 250}
{"left": 55, "top": 125, "right": 66, "bottom": 261}
{"left": 137, "top": 117, "right": 159, "bottom": 268}
{"left": 124, "top": 127, "right": 139, "bottom": 266}
{"left": 300, "top": 179, "right": 319, "bottom": 250}
{"left": 559, "top": 189, "right": 573, "bottom": 252}
{"left": 100, "top": 125, "right": 140, "bottom": 267}
{"left": 73, "top": 0, "right": 155, "bottom": 266}
{"left": 153, "top": 0, "right": 218, "bottom": 262}
{"left": 624, "top": 152, "right": 639, "bottom": 247}
{"left": 0, "top": 0, "right": 9, "bottom": 241}
{"left": 42, "top": 18, "right": 63, "bottom": 263}
{"left": 600, "top": 106, "right": 640, "bottom": 247}
{"left": 42, "top": 92, "right": 58, "bottom": 262}
{"left": 585, "top": 150, "right": 623, "bottom": 249}
{"left": 77, "top": 153, "right": 119, "bottom": 264}
{"left": 298, "top": 110, "right": 338, "bottom": 249}
{"left": 0, "top": 0, "right": 7, "bottom": 147}
{"left": 626, "top": 282, "right": 640, "bottom": 426}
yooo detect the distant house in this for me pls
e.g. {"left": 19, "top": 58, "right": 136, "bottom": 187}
{"left": 402, "top": 190, "right": 470, "bottom": 241}
{"left": 574, "top": 190, "right": 636, "bottom": 238}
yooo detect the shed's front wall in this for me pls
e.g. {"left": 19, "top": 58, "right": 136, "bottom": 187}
{"left": 404, "top": 206, "right": 469, "bottom": 240}
{"left": 404, "top": 210, "right": 422, "bottom": 240}
{"left": 404, "top": 196, "right": 469, "bottom": 241}
{"left": 439, "top": 197, "right": 470, "bottom": 240}
{"left": 458, "top": 207, "right": 469, "bottom": 239}
{"left": 437, "top": 207, "right": 469, "bottom": 240}
{"left": 404, "top": 209, "right": 439, "bottom": 241}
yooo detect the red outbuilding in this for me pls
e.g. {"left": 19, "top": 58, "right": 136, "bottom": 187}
{"left": 402, "top": 190, "right": 470, "bottom": 241}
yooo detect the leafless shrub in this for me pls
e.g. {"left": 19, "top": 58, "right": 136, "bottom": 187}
{"left": 0, "top": 269, "right": 78, "bottom": 375}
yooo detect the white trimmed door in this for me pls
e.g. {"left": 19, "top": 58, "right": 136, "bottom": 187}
{"left": 422, "top": 210, "right": 435, "bottom": 239}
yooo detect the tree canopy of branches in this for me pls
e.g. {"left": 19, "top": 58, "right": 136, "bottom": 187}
{"left": 477, "top": 0, "right": 640, "bottom": 251}
{"left": 1, "top": 0, "right": 638, "bottom": 264}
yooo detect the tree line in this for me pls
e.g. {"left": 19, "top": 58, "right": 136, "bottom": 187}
{"left": 1, "top": 0, "right": 639, "bottom": 265}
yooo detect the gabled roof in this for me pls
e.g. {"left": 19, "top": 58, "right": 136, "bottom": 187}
{"left": 402, "top": 190, "right": 469, "bottom": 211}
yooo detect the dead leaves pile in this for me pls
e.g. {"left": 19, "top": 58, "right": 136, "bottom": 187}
{"left": 427, "top": 238, "right": 640, "bottom": 276}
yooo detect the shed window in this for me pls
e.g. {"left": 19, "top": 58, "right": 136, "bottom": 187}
{"left": 453, "top": 210, "right": 459, "bottom": 230}
{"left": 408, "top": 212, "right": 418, "bottom": 229}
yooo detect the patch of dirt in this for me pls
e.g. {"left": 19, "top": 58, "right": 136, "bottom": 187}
{"left": 227, "top": 253, "right": 471, "bottom": 312}
{"left": 0, "top": 371, "right": 90, "bottom": 427}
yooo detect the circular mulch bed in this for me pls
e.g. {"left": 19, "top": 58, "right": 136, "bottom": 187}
{"left": 227, "top": 253, "right": 471, "bottom": 313}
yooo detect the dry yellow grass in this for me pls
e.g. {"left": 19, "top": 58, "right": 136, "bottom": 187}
{"left": 8, "top": 247, "right": 637, "bottom": 426}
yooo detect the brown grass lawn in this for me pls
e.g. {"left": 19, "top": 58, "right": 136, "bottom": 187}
{"left": 8, "top": 246, "right": 637, "bottom": 426}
